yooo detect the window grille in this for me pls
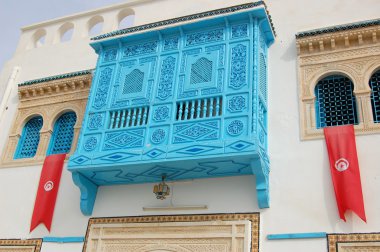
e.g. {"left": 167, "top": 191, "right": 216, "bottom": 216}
{"left": 48, "top": 112, "right": 77, "bottom": 154}
{"left": 176, "top": 97, "right": 222, "bottom": 121}
{"left": 259, "top": 53, "right": 267, "bottom": 103}
{"left": 109, "top": 106, "right": 149, "bottom": 129}
{"left": 15, "top": 116, "right": 43, "bottom": 159}
{"left": 370, "top": 70, "right": 380, "bottom": 123}
{"left": 315, "top": 75, "right": 358, "bottom": 128}
{"left": 190, "top": 57, "right": 212, "bottom": 85}
{"left": 123, "top": 69, "right": 144, "bottom": 94}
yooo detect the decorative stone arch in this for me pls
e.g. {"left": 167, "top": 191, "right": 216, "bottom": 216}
{"left": 139, "top": 245, "right": 192, "bottom": 252}
{"left": 15, "top": 111, "right": 46, "bottom": 136}
{"left": 87, "top": 15, "right": 104, "bottom": 37}
{"left": 308, "top": 69, "right": 359, "bottom": 96}
{"left": 1, "top": 70, "right": 92, "bottom": 167}
{"left": 117, "top": 8, "right": 135, "bottom": 29}
{"left": 296, "top": 20, "right": 380, "bottom": 139}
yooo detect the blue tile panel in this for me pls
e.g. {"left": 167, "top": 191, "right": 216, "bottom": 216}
{"left": 14, "top": 116, "right": 43, "bottom": 159}
{"left": 267, "top": 232, "right": 327, "bottom": 240}
{"left": 48, "top": 112, "right": 77, "bottom": 155}
{"left": 315, "top": 75, "right": 358, "bottom": 128}
{"left": 370, "top": 70, "right": 380, "bottom": 123}
{"left": 69, "top": 6, "right": 274, "bottom": 215}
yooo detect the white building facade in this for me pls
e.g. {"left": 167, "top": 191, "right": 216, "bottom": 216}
{"left": 0, "top": 0, "right": 379, "bottom": 251}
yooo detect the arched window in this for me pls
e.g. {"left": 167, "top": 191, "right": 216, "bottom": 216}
{"left": 47, "top": 112, "right": 77, "bottom": 155}
{"left": 315, "top": 75, "right": 358, "bottom": 128}
{"left": 14, "top": 116, "right": 43, "bottom": 159}
{"left": 369, "top": 70, "right": 380, "bottom": 123}
{"left": 190, "top": 57, "right": 212, "bottom": 85}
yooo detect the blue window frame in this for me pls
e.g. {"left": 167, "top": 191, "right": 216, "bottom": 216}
{"left": 315, "top": 75, "right": 358, "bottom": 128}
{"left": 47, "top": 112, "right": 77, "bottom": 155}
{"left": 369, "top": 70, "right": 380, "bottom": 123}
{"left": 14, "top": 116, "right": 43, "bottom": 159}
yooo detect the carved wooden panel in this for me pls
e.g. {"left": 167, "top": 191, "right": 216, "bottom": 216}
{"left": 84, "top": 213, "right": 259, "bottom": 252}
{"left": 0, "top": 239, "right": 42, "bottom": 252}
{"left": 328, "top": 233, "right": 380, "bottom": 252}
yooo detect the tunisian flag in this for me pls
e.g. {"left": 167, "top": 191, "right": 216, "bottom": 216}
{"left": 30, "top": 154, "right": 66, "bottom": 232}
{"left": 324, "top": 125, "right": 366, "bottom": 222}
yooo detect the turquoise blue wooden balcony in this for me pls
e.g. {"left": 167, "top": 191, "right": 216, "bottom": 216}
{"left": 68, "top": 2, "right": 275, "bottom": 215}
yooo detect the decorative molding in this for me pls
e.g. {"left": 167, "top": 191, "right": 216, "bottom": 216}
{"left": 0, "top": 239, "right": 42, "bottom": 252}
{"left": 327, "top": 233, "right": 380, "bottom": 252}
{"left": 1, "top": 73, "right": 92, "bottom": 167}
{"left": 296, "top": 21, "right": 380, "bottom": 140}
{"left": 91, "top": 1, "right": 275, "bottom": 41}
{"left": 296, "top": 18, "right": 380, "bottom": 39}
{"left": 84, "top": 213, "right": 260, "bottom": 252}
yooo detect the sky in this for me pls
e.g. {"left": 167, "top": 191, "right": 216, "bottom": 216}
{"left": 0, "top": 0, "right": 129, "bottom": 71}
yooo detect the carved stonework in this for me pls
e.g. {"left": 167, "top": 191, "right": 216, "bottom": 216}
{"left": 296, "top": 21, "right": 380, "bottom": 140}
{"left": 328, "top": 233, "right": 380, "bottom": 252}
{"left": 84, "top": 213, "right": 259, "bottom": 252}
{"left": 1, "top": 72, "right": 92, "bottom": 167}
{"left": 0, "top": 239, "right": 42, "bottom": 252}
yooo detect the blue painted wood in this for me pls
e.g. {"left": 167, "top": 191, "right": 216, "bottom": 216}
{"left": 43, "top": 236, "right": 84, "bottom": 243}
{"left": 267, "top": 232, "right": 327, "bottom": 240}
{"left": 68, "top": 4, "right": 275, "bottom": 215}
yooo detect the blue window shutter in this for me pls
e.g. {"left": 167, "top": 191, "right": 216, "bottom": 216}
{"left": 48, "top": 112, "right": 77, "bottom": 155}
{"left": 14, "top": 116, "right": 43, "bottom": 159}
{"left": 315, "top": 75, "right": 358, "bottom": 128}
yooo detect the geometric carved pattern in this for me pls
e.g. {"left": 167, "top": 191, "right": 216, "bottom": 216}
{"left": 123, "top": 41, "right": 158, "bottom": 57}
{"left": 157, "top": 56, "right": 176, "bottom": 100}
{"left": 88, "top": 113, "right": 104, "bottom": 130}
{"left": 84, "top": 213, "right": 259, "bottom": 252}
{"left": 173, "top": 121, "right": 219, "bottom": 143}
{"left": 232, "top": 24, "right": 248, "bottom": 39}
{"left": 227, "top": 120, "right": 244, "bottom": 136}
{"left": 163, "top": 37, "right": 179, "bottom": 51}
{"left": 0, "top": 239, "right": 42, "bottom": 252}
{"left": 230, "top": 44, "right": 247, "bottom": 89}
{"left": 153, "top": 106, "right": 169, "bottom": 122}
{"left": 315, "top": 75, "right": 358, "bottom": 128}
{"left": 93, "top": 67, "right": 112, "bottom": 109}
{"left": 49, "top": 112, "right": 77, "bottom": 154}
{"left": 186, "top": 28, "right": 224, "bottom": 46}
{"left": 103, "top": 129, "right": 144, "bottom": 150}
{"left": 14, "top": 116, "right": 43, "bottom": 159}
{"left": 370, "top": 70, "right": 380, "bottom": 123}
{"left": 327, "top": 233, "right": 380, "bottom": 252}
{"left": 228, "top": 96, "right": 246, "bottom": 112}
{"left": 190, "top": 57, "right": 212, "bottom": 85}
{"left": 123, "top": 69, "right": 144, "bottom": 94}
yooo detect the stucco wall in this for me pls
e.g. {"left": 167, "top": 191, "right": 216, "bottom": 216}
{"left": 0, "top": 0, "right": 379, "bottom": 251}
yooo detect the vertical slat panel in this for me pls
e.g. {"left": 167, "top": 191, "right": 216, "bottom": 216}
{"left": 110, "top": 111, "right": 116, "bottom": 129}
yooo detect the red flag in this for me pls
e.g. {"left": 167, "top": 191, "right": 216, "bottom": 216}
{"left": 324, "top": 125, "right": 366, "bottom": 222}
{"left": 30, "top": 154, "right": 66, "bottom": 232}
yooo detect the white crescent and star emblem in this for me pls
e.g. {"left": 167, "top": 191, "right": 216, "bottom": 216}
{"left": 44, "top": 181, "right": 54, "bottom": 191}
{"left": 335, "top": 158, "right": 349, "bottom": 172}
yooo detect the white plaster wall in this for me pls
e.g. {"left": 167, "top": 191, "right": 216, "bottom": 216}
{"left": 0, "top": 0, "right": 380, "bottom": 252}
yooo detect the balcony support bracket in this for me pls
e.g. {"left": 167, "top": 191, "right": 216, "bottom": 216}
{"left": 72, "top": 172, "right": 98, "bottom": 216}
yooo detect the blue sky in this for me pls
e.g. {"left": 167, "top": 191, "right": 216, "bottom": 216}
{"left": 0, "top": 0, "right": 129, "bottom": 71}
